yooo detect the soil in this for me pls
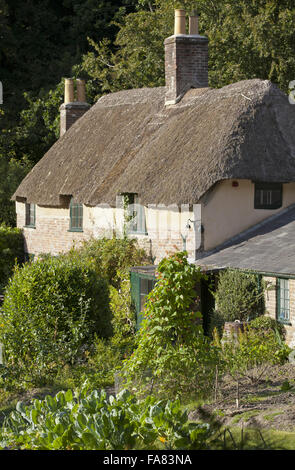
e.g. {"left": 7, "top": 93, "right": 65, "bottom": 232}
{"left": 188, "top": 363, "right": 295, "bottom": 432}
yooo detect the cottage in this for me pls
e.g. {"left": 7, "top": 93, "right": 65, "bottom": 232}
{"left": 195, "top": 204, "right": 295, "bottom": 346}
{"left": 12, "top": 10, "right": 295, "bottom": 339}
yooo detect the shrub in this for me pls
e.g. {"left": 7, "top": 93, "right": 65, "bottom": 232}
{"left": 213, "top": 322, "right": 292, "bottom": 385}
{"left": 53, "top": 271, "right": 137, "bottom": 391}
{"left": 52, "top": 338, "right": 122, "bottom": 391}
{"left": 249, "top": 315, "right": 286, "bottom": 340}
{"left": 0, "top": 224, "right": 24, "bottom": 293}
{"left": 77, "top": 237, "right": 151, "bottom": 288}
{"left": 213, "top": 269, "right": 265, "bottom": 323}
{"left": 0, "top": 385, "right": 214, "bottom": 450}
{"left": 121, "top": 252, "right": 220, "bottom": 400}
{"left": 0, "top": 254, "right": 111, "bottom": 384}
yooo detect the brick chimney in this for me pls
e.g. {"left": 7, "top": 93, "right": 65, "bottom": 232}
{"left": 165, "top": 9, "right": 208, "bottom": 105}
{"left": 60, "top": 78, "right": 90, "bottom": 137}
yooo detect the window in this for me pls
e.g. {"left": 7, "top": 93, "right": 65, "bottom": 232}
{"left": 25, "top": 203, "right": 36, "bottom": 227}
{"left": 140, "top": 278, "right": 156, "bottom": 312}
{"left": 69, "top": 199, "right": 83, "bottom": 231}
{"left": 277, "top": 278, "right": 290, "bottom": 323}
{"left": 130, "top": 269, "right": 156, "bottom": 329}
{"left": 123, "top": 193, "right": 147, "bottom": 234}
{"left": 24, "top": 253, "right": 35, "bottom": 263}
{"left": 254, "top": 183, "right": 282, "bottom": 210}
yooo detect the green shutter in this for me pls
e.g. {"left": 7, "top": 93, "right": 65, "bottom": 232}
{"left": 130, "top": 271, "right": 141, "bottom": 328}
{"left": 130, "top": 271, "right": 156, "bottom": 329}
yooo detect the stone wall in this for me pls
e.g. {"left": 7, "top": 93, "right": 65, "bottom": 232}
{"left": 17, "top": 203, "right": 92, "bottom": 256}
{"left": 263, "top": 276, "right": 295, "bottom": 347}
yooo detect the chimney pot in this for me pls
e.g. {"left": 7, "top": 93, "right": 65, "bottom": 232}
{"left": 76, "top": 78, "right": 86, "bottom": 102}
{"left": 64, "top": 78, "right": 74, "bottom": 104}
{"left": 174, "top": 9, "right": 186, "bottom": 35}
{"left": 165, "top": 10, "right": 208, "bottom": 105}
{"left": 60, "top": 78, "right": 90, "bottom": 137}
{"left": 189, "top": 13, "right": 199, "bottom": 35}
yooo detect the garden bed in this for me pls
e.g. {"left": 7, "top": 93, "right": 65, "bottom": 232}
{"left": 189, "top": 363, "right": 295, "bottom": 432}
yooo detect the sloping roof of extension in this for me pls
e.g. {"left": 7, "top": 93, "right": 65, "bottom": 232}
{"left": 13, "top": 79, "right": 295, "bottom": 207}
{"left": 195, "top": 205, "right": 295, "bottom": 277}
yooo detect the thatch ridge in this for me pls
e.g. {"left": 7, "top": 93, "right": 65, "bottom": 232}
{"left": 13, "top": 79, "right": 295, "bottom": 207}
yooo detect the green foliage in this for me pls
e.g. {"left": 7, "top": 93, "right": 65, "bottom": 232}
{"left": 214, "top": 269, "right": 265, "bottom": 323}
{"left": 0, "top": 255, "right": 111, "bottom": 384}
{"left": 77, "top": 236, "right": 151, "bottom": 288}
{"left": 0, "top": 151, "right": 32, "bottom": 226}
{"left": 208, "top": 309, "right": 226, "bottom": 339}
{"left": 122, "top": 252, "right": 220, "bottom": 399}
{"left": 280, "top": 380, "right": 293, "bottom": 392}
{"left": 0, "top": 224, "right": 24, "bottom": 292}
{"left": 81, "top": 0, "right": 295, "bottom": 97}
{"left": 52, "top": 271, "right": 137, "bottom": 391}
{"left": 213, "top": 322, "right": 291, "bottom": 383}
{"left": 109, "top": 270, "right": 136, "bottom": 356}
{"left": 52, "top": 338, "right": 122, "bottom": 391}
{"left": 0, "top": 385, "right": 213, "bottom": 450}
{"left": 249, "top": 315, "right": 286, "bottom": 340}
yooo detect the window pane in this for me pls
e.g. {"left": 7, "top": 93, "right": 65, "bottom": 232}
{"left": 70, "top": 201, "right": 83, "bottom": 230}
{"left": 25, "top": 203, "right": 35, "bottom": 226}
{"left": 277, "top": 278, "right": 290, "bottom": 322}
{"left": 255, "top": 183, "right": 282, "bottom": 210}
{"left": 140, "top": 278, "right": 155, "bottom": 311}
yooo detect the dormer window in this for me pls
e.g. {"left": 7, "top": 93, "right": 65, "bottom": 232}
{"left": 254, "top": 183, "right": 282, "bottom": 210}
{"left": 25, "top": 203, "right": 36, "bottom": 228}
{"left": 69, "top": 199, "right": 83, "bottom": 232}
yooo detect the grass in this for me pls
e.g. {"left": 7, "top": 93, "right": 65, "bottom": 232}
{"left": 212, "top": 427, "right": 295, "bottom": 450}
{"left": 263, "top": 411, "right": 283, "bottom": 422}
{"left": 231, "top": 410, "right": 261, "bottom": 424}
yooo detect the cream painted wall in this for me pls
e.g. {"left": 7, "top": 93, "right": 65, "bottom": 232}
{"left": 202, "top": 180, "right": 295, "bottom": 251}
{"left": 17, "top": 179, "right": 295, "bottom": 260}
{"left": 16, "top": 201, "right": 198, "bottom": 262}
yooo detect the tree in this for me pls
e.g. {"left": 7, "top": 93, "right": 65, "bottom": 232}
{"left": 81, "top": 0, "right": 295, "bottom": 95}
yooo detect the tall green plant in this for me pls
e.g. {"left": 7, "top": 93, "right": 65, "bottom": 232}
{"left": 109, "top": 270, "right": 136, "bottom": 356}
{"left": 121, "top": 252, "right": 220, "bottom": 399}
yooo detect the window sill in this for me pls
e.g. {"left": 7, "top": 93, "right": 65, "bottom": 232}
{"left": 277, "top": 319, "right": 292, "bottom": 326}
{"left": 24, "top": 225, "right": 36, "bottom": 229}
{"left": 254, "top": 206, "right": 282, "bottom": 210}
{"left": 128, "top": 231, "right": 148, "bottom": 236}
{"left": 68, "top": 228, "right": 83, "bottom": 233}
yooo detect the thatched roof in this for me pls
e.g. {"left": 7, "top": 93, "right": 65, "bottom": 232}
{"left": 13, "top": 79, "right": 295, "bottom": 207}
